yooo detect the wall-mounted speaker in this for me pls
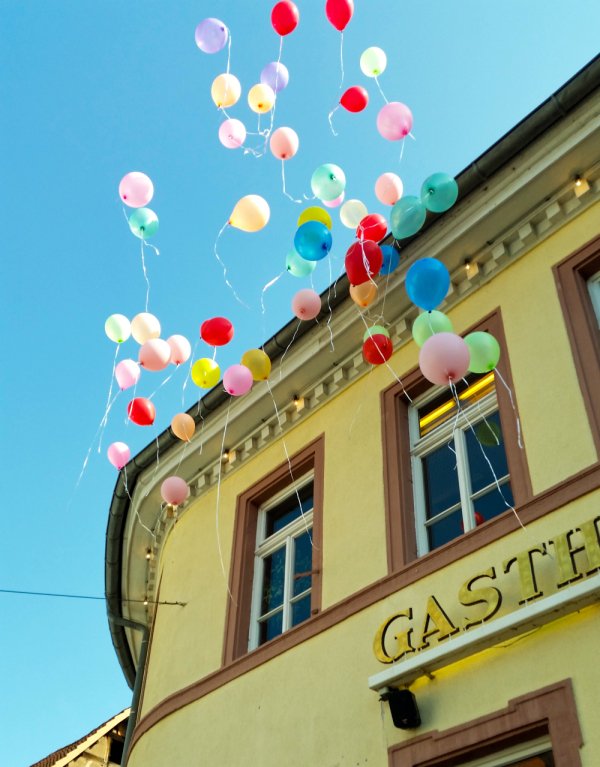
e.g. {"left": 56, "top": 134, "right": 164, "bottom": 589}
{"left": 380, "top": 688, "right": 421, "bottom": 730}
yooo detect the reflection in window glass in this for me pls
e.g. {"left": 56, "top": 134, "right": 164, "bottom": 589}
{"left": 427, "top": 508, "right": 463, "bottom": 551}
{"left": 261, "top": 546, "right": 286, "bottom": 615}
{"left": 423, "top": 442, "right": 460, "bottom": 519}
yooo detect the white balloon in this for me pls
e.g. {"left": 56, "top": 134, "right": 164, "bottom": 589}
{"left": 340, "top": 199, "right": 368, "bottom": 229}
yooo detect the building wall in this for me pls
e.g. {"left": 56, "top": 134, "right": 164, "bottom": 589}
{"left": 131, "top": 199, "right": 600, "bottom": 765}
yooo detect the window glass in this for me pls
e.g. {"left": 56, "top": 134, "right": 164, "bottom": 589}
{"left": 418, "top": 373, "right": 495, "bottom": 437}
{"left": 423, "top": 441, "right": 460, "bottom": 519}
{"left": 261, "top": 546, "right": 286, "bottom": 615}
{"left": 473, "top": 485, "right": 514, "bottom": 523}
{"left": 291, "top": 594, "right": 311, "bottom": 627}
{"left": 293, "top": 531, "right": 312, "bottom": 596}
{"left": 259, "top": 610, "right": 283, "bottom": 646}
{"left": 266, "top": 482, "right": 313, "bottom": 536}
{"left": 427, "top": 508, "right": 463, "bottom": 550}
{"left": 465, "top": 411, "right": 509, "bottom": 493}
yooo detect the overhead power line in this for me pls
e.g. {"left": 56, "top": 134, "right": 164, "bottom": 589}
{"left": 0, "top": 588, "right": 185, "bottom": 606}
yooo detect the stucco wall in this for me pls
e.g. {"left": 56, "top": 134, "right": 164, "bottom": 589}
{"left": 132, "top": 201, "right": 600, "bottom": 765}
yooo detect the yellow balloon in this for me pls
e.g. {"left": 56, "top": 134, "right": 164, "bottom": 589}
{"left": 191, "top": 358, "right": 220, "bottom": 389}
{"left": 350, "top": 282, "right": 377, "bottom": 307}
{"left": 297, "top": 207, "right": 332, "bottom": 231}
{"left": 171, "top": 413, "right": 195, "bottom": 442}
{"left": 211, "top": 74, "right": 241, "bottom": 108}
{"left": 241, "top": 349, "right": 271, "bottom": 381}
{"left": 248, "top": 84, "right": 275, "bottom": 114}
{"left": 230, "top": 195, "right": 270, "bottom": 232}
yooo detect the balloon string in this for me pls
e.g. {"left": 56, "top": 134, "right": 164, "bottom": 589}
{"left": 125, "top": 380, "right": 137, "bottom": 427}
{"left": 339, "top": 32, "right": 345, "bottom": 90}
{"left": 278, "top": 319, "right": 302, "bottom": 382}
{"left": 264, "top": 36, "right": 283, "bottom": 151}
{"left": 328, "top": 104, "right": 340, "bottom": 136}
{"left": 148, "top": 366, "right": 179, "bottom": 400}
{"left": 124, "top": 464, "right": 156, "bottom": 537}
{"left": 98, "top": 344, "right": 121, "bottom": 452}
{"left": 214, "top": 222, "right": 250, "bottom": 310}
{"left": 221, "top": 33, "right": 233, "bottom": 107}
{"left": 448, "top": 381, "right": 545, "bottom": 553}
{"left": 213, "top": 346, "right": 217, "bottom": 361}
{"left": 144, "top": 424, "right": 161, "bottom": 497}
{"left": 265, "top": 380, "right": 314, "bottom": 547}
{"left": 349, "top": 366, "right": 373, "bottom": 438}
{"left": 494, "top": 368, "right": 524, "bottom": 449}
{"left": 326, "top": 255, "right": 335, "bottom": 352}
{"left": 261, "top": 271, "right": 286, "bottom": 350}
{"left": 281, "top": 160, "right": 302, "bottom": 203}
{"left": 182, "top": 338, "right": 199, "bottom": 409}
{"left": 374, "top": 75, "right": 388, "bottom": 104}
{"left": 399, "top": 139, "right": 405, "bottom": 164}
{"left": 303, "top": 193, "right": 317, "bottom": 201}
{"left": 141, "top": 237, "right": 150, "bottom": 312}
{"left": 215, "top": 398, "right": 237, "bottom": 603}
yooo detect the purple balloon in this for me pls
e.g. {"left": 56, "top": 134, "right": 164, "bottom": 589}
{"left": 195, "top": 18, "right": 228, "bottom": 54}
{"left": 260, "top": 62, "right": 289, "bottom": 93}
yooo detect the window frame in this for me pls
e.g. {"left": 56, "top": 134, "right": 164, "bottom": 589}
{"left": 410, "top": 385, "right": 511, "bottom": 557}
{"left": 222, "top": 435, "right": 324, "bottom": 666}
{"left": 381, "top": 308, "right": 532, "bottom": 574}
{"left": 248, "top": 472, "right": 315, "bottom": 651}
{"left": 553, "top": 233, "right": 600, "bottom": 455}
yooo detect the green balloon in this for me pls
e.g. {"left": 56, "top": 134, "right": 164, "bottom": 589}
{"left": 360, "top": 47, "right": 387, "bottom": 77}
{"left": 105, "top": 313, "right": 131, "bottom": 344}
{"left": 129, "top": 207, "right": 159, "bottom": 239}
{"left": 412, "top": 311, "right": 453, "bottom": 347}
{"left": 465, "top": 332, "right": 500, "bottom": 373}
{"left": 476, "top": 420, "right": 502, "bottom": 447}
{"left": 421, "top": 173, "right": 459, "bottom": 213}
{"left": 363, "top": 325, "right": 390, "bottom": 343}
{"left": 311, "top": 164, "right": 346, "bottom": 202}
{"left": 286, "top": 248, "right": 316, "bottom": 277}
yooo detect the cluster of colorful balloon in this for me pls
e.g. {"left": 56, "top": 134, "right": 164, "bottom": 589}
{"left": 391, "top": 173, "right": 459, "bottom": 240}
{"left": 120, "top": 172, "right": 159, "bottom": 240}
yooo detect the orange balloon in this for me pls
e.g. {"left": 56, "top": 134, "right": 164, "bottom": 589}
{"left": 350, "top": 282, "right": 377, "bottom": 307}
{"left": 171, "top": 413, "right": 195, "bottom": 442}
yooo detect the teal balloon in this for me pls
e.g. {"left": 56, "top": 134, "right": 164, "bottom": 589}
{"left": 286, "top": 248, "right": 316, "bottom": 277}
{"left": 390, "top": 196, "right": 427, "bottom": 240}
{"left": 412, "top": 310, "right": 453, "bottom": 347}
{"left": 311, "top": 164, "right": 346, "bottom": 202}
{"left": 421, "top": 173, "right": 459, "bottom": 213}
{"left": 129, "top": 207, "right": 159, "bottom": 239}
{"left": 465, "top": 332, "right": 501, "bottom": 373}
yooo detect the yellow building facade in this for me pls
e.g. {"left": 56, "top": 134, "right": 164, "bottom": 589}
{"left": 106, "top": 56, "right": 600, "bottom": 767}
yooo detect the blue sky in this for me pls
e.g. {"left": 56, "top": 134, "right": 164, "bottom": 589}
{"left": 1, "top": 2, "right": 599, "bottom": 765}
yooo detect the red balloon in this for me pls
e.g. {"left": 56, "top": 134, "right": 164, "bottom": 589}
{"left": 325, "top": 0, "right": 354, "bottom": 31}
{"left": 271, "top": 1, "right": 299, "bottom": 35}
{"left": 460, "top": 512, "right": 485, "bottom": 532}
{"left": 363, "top": 334, "right": 393, "bottom": 365}
{"left": 357, "top": 213, "right": 387, "bottom": 242}
{"left": 201, "top": 317, "right": 234, "bottom": 347}
{"left": 345, "top": 240, "right": 383, "bottom": 285}
{"left": 127, "top": 397, "right": 156, "bottom": 426}
{"left": 340, "top": 86, "right": 368, "bottom": 113}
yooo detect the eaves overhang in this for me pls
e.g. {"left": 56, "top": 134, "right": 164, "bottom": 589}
{"left": 106, "top": 54, "right": 600, "bottom": 688}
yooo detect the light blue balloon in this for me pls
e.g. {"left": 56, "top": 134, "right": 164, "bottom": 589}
{"left": 379, "top": 245, "right": 400, "bottom": 275}
{"left": 129, "top": 207, "right": 159, "bottom": 239}
{"left": 405, "top": 257, "right": 450, "bottom": 311}
{"left": 286, "top": 247, "right": 316, "bottom": 277}
{"left": 421, "top": 173, "right": 459, "bottom": 213}
{"left": 310, "top": 164, "right": 346, "bottom": 202}
{"left": 294, "top": 221, "right": 332, "bottom": 262}
{"left": 390, "top": 196, "right": 427, "bottom": 240}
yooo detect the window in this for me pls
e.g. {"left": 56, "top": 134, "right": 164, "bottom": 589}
{"left": 381, "top": 309, "right": 532, "bottom": 574}
{"left": 410, "top": 372, "right": 514, "bottom": 555}
{"left": 249, "top": 477, "right": 315, "bottom": 649}
{"left": 586, "top": 270, "right": 600, "bottom": 327}
{"left": 222, "top": 435, "right": 324, "bottom": 665}
{"left": 457, "top": 737, "right": 554, "bottom": 766}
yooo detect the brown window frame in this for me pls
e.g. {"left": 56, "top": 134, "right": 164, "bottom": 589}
{"left": 387, "top": 679, "right": 582, "bottom": 767}
{"left": 222, "top": 434, "right": 324, "bottom": 665}
{"left": 381, "top": 308, "right": 532, "bottom": 574}
{"left": 553, "top": 233, "right": 600, "bottom": 456}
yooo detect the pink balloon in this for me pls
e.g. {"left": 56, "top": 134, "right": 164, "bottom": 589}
{"left": 223, "top": 364, "right": 253, "bottom": 396}
{"left": 292, "top": 288, "right": 321, "bottom": 320}
{"left": 119, "top": 172, "right": 154, "bottom": 208}
{"left": 161, "top": 476, "right": 189, "bottom": 506}
{"left": 107, "top": 442, "right": 130, "bottom": 470}
{"left": 219, "top": 119, "right": 246, "bottom": 149}
{"left": 138, "top": 338, "right": 171, "bottom": 372}
{"left": 115, "top": 359, "right": 141, "bottom": 390}
{"left": 270, "top": 127, "right": 299, "bottom": 160}
{"left": 167, "top": 335, "right": 191, "bottom": 365}
{"left": 375, "top": 173, "right": 403, "bottom": 205}
{"left": 323, "top": 191, "right": 345, "bottom": 208}
{"left": 377, "top": 102, "right": 413, "bottom": 141}
{"left": 419, "top": 333, "right": 471, "bottom": 386}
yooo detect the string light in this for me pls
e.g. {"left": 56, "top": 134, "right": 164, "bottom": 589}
{"left": 146, "top": 549, "right": 152, "bottom": 560}
{"left": 575, "top": 176, "right": 582, "bottom": 187}
{"left": 465, "top": 259, "right": 471, "bottom": 271}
